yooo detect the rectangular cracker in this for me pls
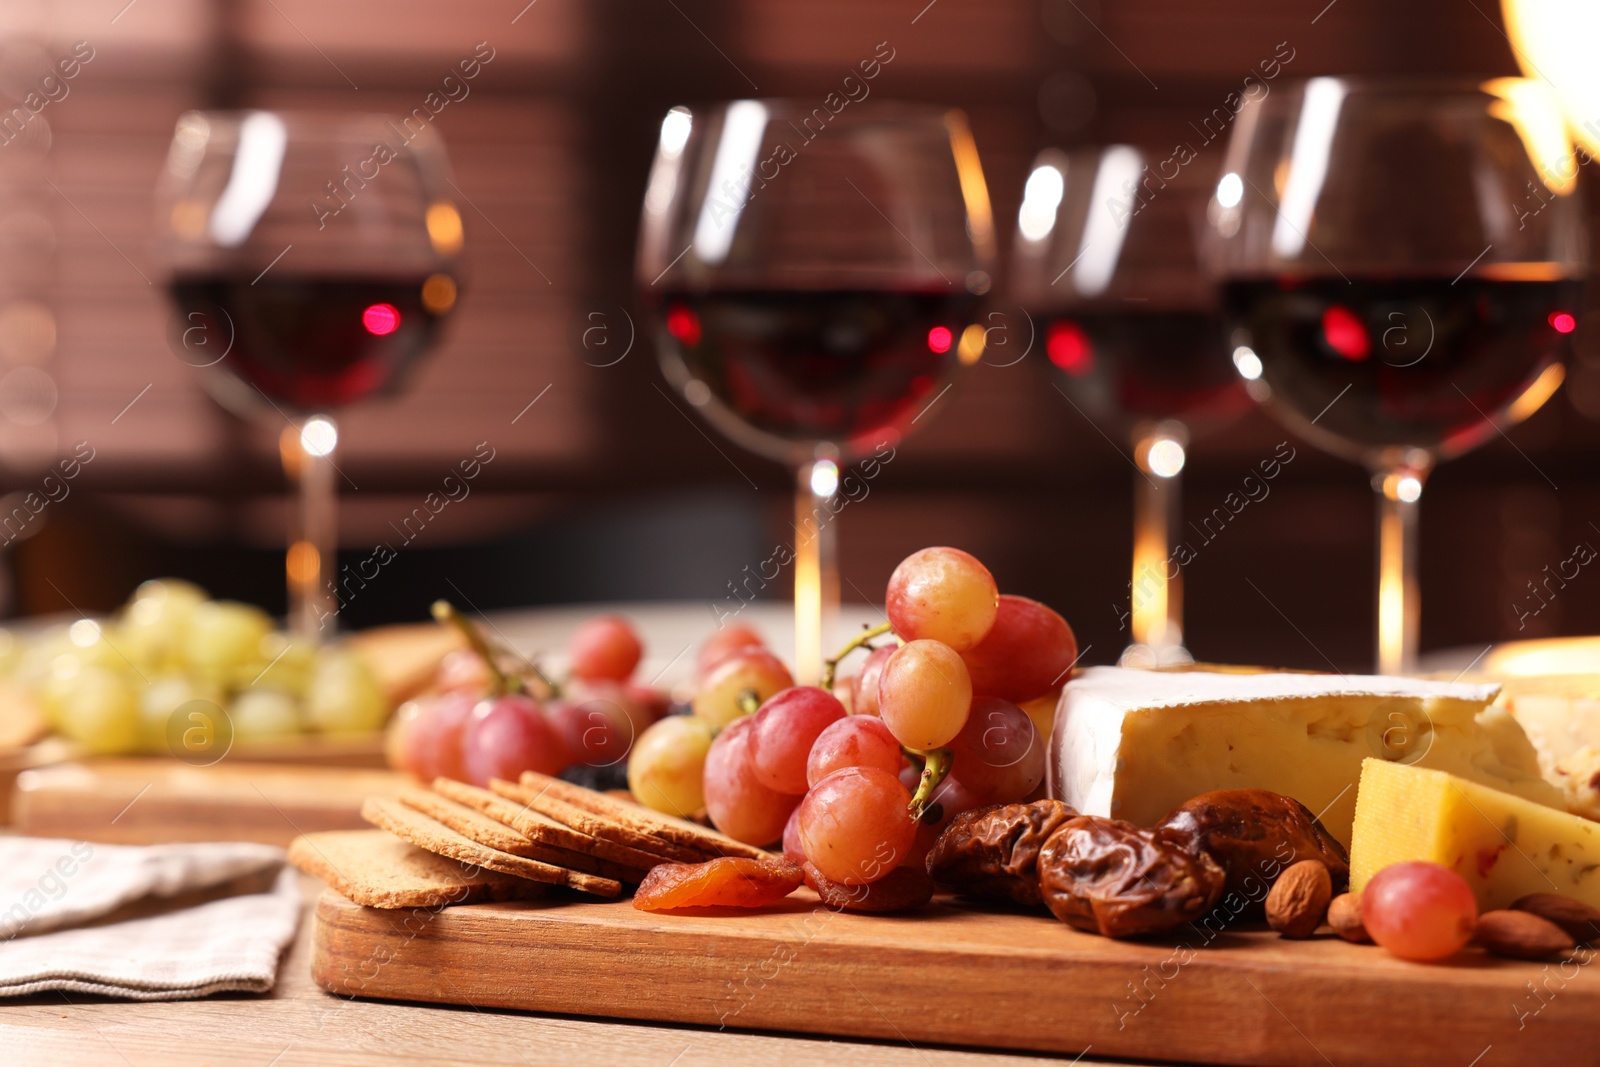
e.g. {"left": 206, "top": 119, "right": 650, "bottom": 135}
{"left": 433, "top": 778, "right": 666, "bottom": 873}
{"left": 287, "top": 830, "right": 542, "bottom": 909}
{"left": 405, "top": 784, "right": 645, "bottom": 883}
{"left": 361, "top": 797, "right": 622, "bottom": 899}
{"left": 517, "top": 770, "right": 771, "bottom": 860}
{"left": 489, "top": 778, "right": 711, "bottom": 864}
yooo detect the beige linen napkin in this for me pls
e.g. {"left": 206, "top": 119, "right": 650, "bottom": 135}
{"left": 0, "top": 838, "right": 300, "bottom": 999}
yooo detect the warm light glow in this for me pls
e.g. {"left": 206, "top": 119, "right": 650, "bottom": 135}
{"left": 1215, "top": 172, "right": 1243, "bottom": 208}
{"left": 927, "top": 325, "right": 954, "bottom": 354}
{"left": 1074, "top": 145, "right": 1141, "bottom": 297}
{"left": 1046, "top": 320, "right": 1092, "bottom": 375}
{"left": 665, "top": 304, "right": 701, "bottom": 347}
{"left": 1017, "top": 161, "right": 1065, "bottom": 243}
{"left": 810, "top": 458, "right": 839, "bottom": 498}
{"left": 286, "top": 539, "right": 321, "bottom": 586}
{"left": 1273, "top": 78, "right": 1347, "bottom": 260}
{"left": 300, "top": 416, "right": 338, "bottom": 458}
{"left": 1482, "top": 77, "right": 1579, "bottom": 196}
{"left": 1145, "top": 438, "right": 1187, "bottom": 479}
{"left": 426, "top": 201, "right": 465, "bottom": 255}
{"left": 1550, "top": 310, "right": 1577, "bottom": 333}
{"left": 1503, "top": 361, "right": 1566, "bottom": 425}
{"left": 1502, "top": 0, "right": 1600, "bottom": 157}
{"left": 422, "top": 273, "right": 457, "bottom": 314}
{"left": 658, "top": 106, "right": 693, "bottom": 160}
{"left": 1396, "top": 475, "right": 1422, "bottom": 504}
{"left": 957, "top": 323, "right": 986, "bottom": 365}
{"left": 1486, "top": 635, "right": 1600, "bottom": 676}
{"left": 1322, "top": 305, "right": 1370, "bottom": 360}
{"left": 945, "top": 110, "right": 995, "bottom": 257}
{"left": 68, "top": 619, "right": 101, "bottom": 648}
{"left": 362, "top": 303, "right": 400, "bottom": 336}
{"left": 1232, "top": 345, "right": 1263, "bottom": 379}
{"left": 794, "top": 494, "right": 822, "bottom": 685}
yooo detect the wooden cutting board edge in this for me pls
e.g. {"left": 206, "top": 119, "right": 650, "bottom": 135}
{"left": 309, "top": 889, "right": 1595, "bottom": 1066}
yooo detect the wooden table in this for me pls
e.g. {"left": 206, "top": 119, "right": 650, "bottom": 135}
{"left": 0, "top": 873, "right": 1124, "bottom": 1067}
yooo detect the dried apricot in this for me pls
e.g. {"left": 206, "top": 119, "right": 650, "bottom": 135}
{"left": 632, "top": 855, "right": 803, "bottom": 911}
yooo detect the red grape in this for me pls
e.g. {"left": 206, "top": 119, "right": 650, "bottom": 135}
{"left": 850, "top": 645, "right": 895, "bottom": 718}
{"left": 545, "top": 689, "right": 635, "bottom": 768}
{"left": 692, "top": 647, "right": 794, "bottom": 727}
{"left": 959, "top": 595, "right": 1078, "bottom": 703}
{"left": 748, "top": 686, "right": 847, "bottom": 795}
{"left": 461, "top": 694, "right": 568, "bottom": 786}
{"left": 392, "top": 690, "right": 476, "bottom": 782}
{"left": 625, "top": 682, "right": 673, "bottom": 722}
{"left": 885, "top": 547, "right": 999, "bottom": 651}
{"left": 946, "top": 696, "right": 1046, "bottom": 804}
{"left": 703, "top": 715, "right": 798, "bottom": 846}
{"left": 436, "top": 648, "right": 492, "bottom": 694}
{"left": 808, "top": 714, "right": 902, "bottom": 788}
{"left": 877, "top": 639, "right": 972, "bottom": 750}
{"left": 569, "top": 615, "right": 643, "bottom": 682}
{"left": 696, "top": 623, "right": 766, "bottom": 678}
{"left": 799, "top": 767, "right": 917, "bottom": 884}
{"left": 782, "top": 805, "right": 805, "bottom": 862}
{"left": 1362, "top": 862, "right": 1478, "bottom": 961}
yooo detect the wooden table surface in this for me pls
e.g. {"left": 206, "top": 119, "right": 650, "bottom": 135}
{"left": 0, "top": 872, "right": 1128, "bottom": 1067}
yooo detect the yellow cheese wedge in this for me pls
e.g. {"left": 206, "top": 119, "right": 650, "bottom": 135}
{"left": 1350, "top": 756, "right": 1600, "bottom": 910}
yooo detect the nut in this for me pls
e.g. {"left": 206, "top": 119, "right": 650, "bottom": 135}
{"left": 1475, "top": 909, "right": 1575, "bottom": 960}
{"left": 1326, "top": 892, "right": 1371, "bottom": 943}
{"left": 1266, "top": 859, "right": 1332, "bottom": 939}
{"left": 1512, "top": 893, "right": 1600, "bottom": 944}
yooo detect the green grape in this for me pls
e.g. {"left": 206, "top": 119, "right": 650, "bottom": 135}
{"left": 231, "top": 632, "right": 315, "bottom": 696}
{"left": 138, "top": 675, "right": 224, "bottom": 751}
{"left": 121, "top": 579, "right": 207, "bottom": 671}
{"left": 183, "top": 601, "right": 273, "bottom": 683}
{"left": 628, "top": 715, "right": 714, "bottom": 816}
{"left": 230, "top": 689, "right": 302, "bottom": 741}
{"left": 51, "top": 665, "right": 140, "bottom": 754}
{"left": 304, "top": 649, "right": 389, "bottom": 733}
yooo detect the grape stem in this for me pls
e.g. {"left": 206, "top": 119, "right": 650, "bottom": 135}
{"left": 904, "top": 745, "right": 952, "bottom": 821}
{"left": 821, "top": 620, "right": 897, "bottom": 691}
{"left": 431, "top": 600, "right": 523, "bottom": 697}
{"left": 736, "top": 688, "right": 762, "bottom": 717}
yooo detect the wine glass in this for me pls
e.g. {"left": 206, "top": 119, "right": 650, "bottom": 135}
{"left": 1207, "top": 78, "right": 1586, "bottom": 673}
{"left": 1011, "top": 145, "right": 1249, "bottom": 666}
{"left": 636, "top": 101, "right": 995, "bottom": 681}
{"left": 156, "top": 111, "right": 463, "bottom": 638}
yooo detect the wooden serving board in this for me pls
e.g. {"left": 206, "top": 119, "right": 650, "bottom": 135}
{"left": 13, "top": 759, "right": 408, "bottom": 845}
{"left": 311, "top": 888, "right": 1595, "bottom": 1066}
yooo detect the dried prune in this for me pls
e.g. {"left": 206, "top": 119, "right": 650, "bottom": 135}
{"left": 632, "top": 855, "right": 803, "bottom": 911}
{"left": 1157, "top": 789, "right": 1349, "bottom": 916}
{"left": 925, "top": 799, "right": 1077, "bottom": 907}
{"left": 803, "top": 862, "right": 934, "bottom": 913}
{"left": 1038, "top": 816, "right": 1225, "bottom": 938}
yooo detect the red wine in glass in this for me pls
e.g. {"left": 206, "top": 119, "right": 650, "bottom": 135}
{"left": 652, "top": 286, "right": 975, "bottom": 449}
{"left": 1222, "top": 274, "right": 1579, "bottom": 460}
{"left": 168, "top": 273, "right": 454, "bottom": 411}
{"left": 1041, "top": 308, "right": 1249, "bottom": 429}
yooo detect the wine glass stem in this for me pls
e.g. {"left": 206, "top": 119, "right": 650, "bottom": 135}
{"left": 1373, "top": 462, "right": 1427, "bottom": 675}
{"left": 288, "top": 414, "right": 339, "bottom": 641}
{"left": 1129, "top": 424, "right": 1186, "bottom": 655}
{"left": 794, "top": 458, "right": 840, "bottom": 686}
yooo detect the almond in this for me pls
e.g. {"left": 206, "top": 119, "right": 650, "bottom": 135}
{"left": 1512, "top": 893, "right": 1600, "bottom": 944}
{"left": 1326, "top": 892, "right": 1371, "bottom": 943}
{"left": 1475, "top": 909, "right": 1575, "bottom": 960}
{"left": 1266, "top": 859, "right": 1331, "bottom": 939}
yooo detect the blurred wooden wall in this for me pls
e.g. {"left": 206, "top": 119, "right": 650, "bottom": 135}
{"left": 3, "top": 0, "right": 1599, "bottom": 671}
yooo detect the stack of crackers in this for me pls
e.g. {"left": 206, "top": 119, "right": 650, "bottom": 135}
{"left": 289, "top": 770, "right": 769, "bottom": 909}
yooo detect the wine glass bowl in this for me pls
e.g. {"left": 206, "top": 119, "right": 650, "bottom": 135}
{"left": 1207, "top": 78, "right": 1586, "bottom": 672}
{"left": 637, "top": 100, "right": 994, "bottom": 680}
{"left": 155, "top": 110, "right": 463, "bottom": 636}
{"left": 1011, "top": 145, "right": 1246, "bottom": 664}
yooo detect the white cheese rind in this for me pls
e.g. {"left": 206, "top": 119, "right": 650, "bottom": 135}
{"left": 1049, "top": 666, "right": 1562, "bottom": 846}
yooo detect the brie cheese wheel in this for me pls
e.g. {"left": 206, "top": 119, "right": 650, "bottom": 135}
{"left": 1049, "top": 666, "right": 1563, "bottom": 846}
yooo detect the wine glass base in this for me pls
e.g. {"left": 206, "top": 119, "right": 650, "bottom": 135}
{"left": 1118, "top": 643, "right": 1195, "bottom": 669}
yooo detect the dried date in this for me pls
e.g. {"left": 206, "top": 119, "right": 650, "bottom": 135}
{"left": 1157, "top": 789, "right": 1349, "bottom": 917}
{"left": 632, "top": 855, "right": 803, "bottom": 911}
{"left": 925, "top": 799, "right": 1077, "bottom": 907}
{"left": 1038, "top": 816, "right": 1226, "bottom": 938}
